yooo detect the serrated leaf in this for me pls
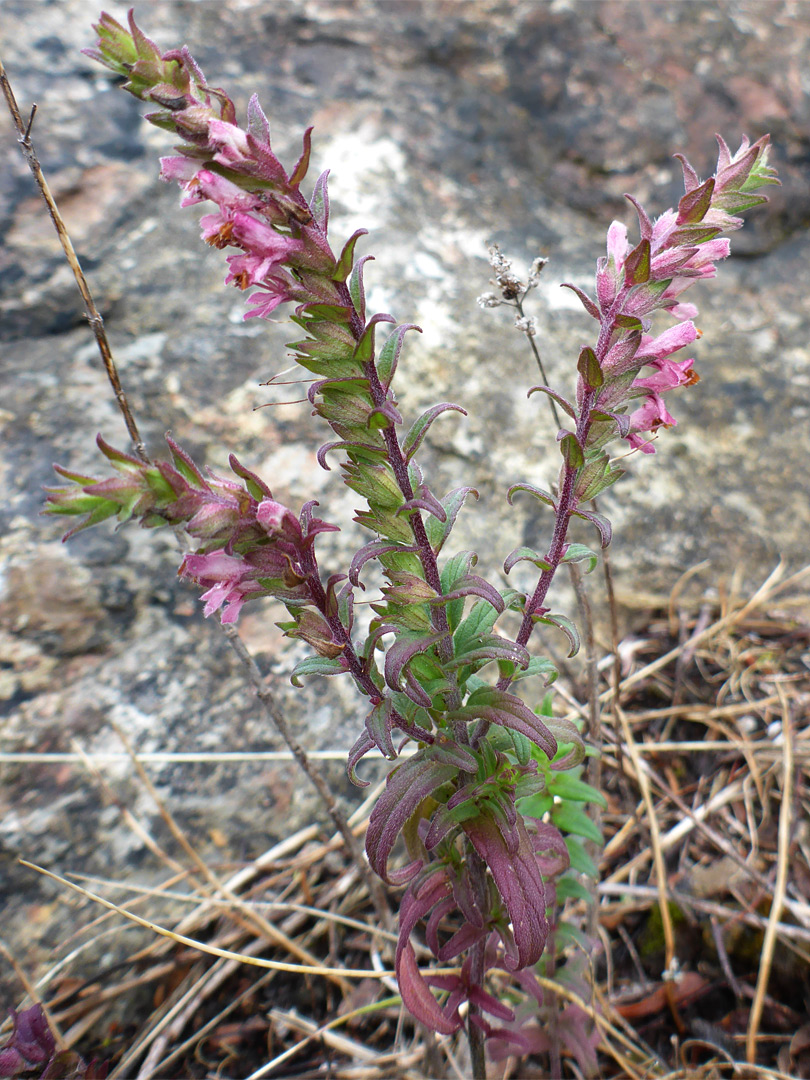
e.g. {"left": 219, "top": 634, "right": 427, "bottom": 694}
{"left": 571, "top": 507, "right": 612, "bottom": 549}
{"left": 309, "top": 168, "right": 330, "bottom": 231}
{"left": 506, "top": 482, "right": 556, "bottom": 510}
{"left": 353, "top": 312, "right": 396, "bottom": 364}
{"left": 560, "top": 283, "right": 600, "bottom": 320}
{"left": 348, "top": 254, "right": 374, "bottom": 322}
{"left": 332, "top": 227, "right": 368, "bottom": 283}
{"left": 580, "top": 466, "right": 625, "bottom": 501}
{"left": 527, "top": 384, "right": 577, "bottom": 419}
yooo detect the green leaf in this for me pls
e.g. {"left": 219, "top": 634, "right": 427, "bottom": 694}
{"left": 290, "top": 656, "right": 347, "bottom": 686}
{"left": 527, "top": 384, "right": 577, "bottom": 418}
{"left": 579, "top": 464, "right": 625, "bottom": 501}
{"left": 623, "top": 237, "right": 651, "bottom": 284}
{"left": 505, "top": 655, "right": 558, "bottom": 686}
{"left": 676, "top": 176, "right": 714, "bottom": 225}
{"left": 423, "top": 486, "right": 478, "bottom": 555}
{"left": 535, "top": 612, "right": 580, "bottom": 657}
{"left": 552, "top": 802, "right": 603, "bottom": 845}
{"left": 506, "top": 482, "right": 556, "bottom": 510}
{"left": 576, "top": 346, "right": 603, "bottom": 389}
{"left": 555, "top": 874, "right": 593, "bottom": 903}
{"left": 516, "top": 792, "right": 553, "bottom": 818}
{"left": 548, "top": 771, "right": 607, "bottom": 808}
{"left": 402, "top": 403, "right": 467, "bottom": 462}
{"left": 565, "top": 836, "right": 599, "bottom": 879}
{"left": 333, "top": 228, "right": 368, "bottom": 283}
{"left": 508, "top": 727, "right": 532, "bottom": 766}
{"left": 376, "top": 324, "right": 421, "bottom": 388}
{"left": 613, "top": 313, "right": 643, "bottom": 332}
{"left": 504, "top": 546, "right": 552, "bottom": 575}
{"left": 353, "top": 313, "right": 396, "bottom": 364}
{"left": 561, "top": 544, "right": 599, "bottom": 575}
{"left": 559, "top": 432, "right": 584, "bottom": 469}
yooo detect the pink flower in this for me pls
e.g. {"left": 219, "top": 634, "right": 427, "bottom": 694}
{"left": 633, "top": 356, "right": 697, "bottom": 393}
{"left": 206, "top": 118, "right": 252, "bottom": 166}
{"left": 626, "top": 393, "right": 678, "bottom": 454}
{"left": 159, "top": 155, "right": 197, "bottom": 184}
{"left": 179, "top": 549, "right": 261, "bottom": 623}
{"left": 635, "top": 321, "right": 699, "bottom": 363}
{"left": 230, "top": 212, "right": 303, "bottom": 260}
{"left": 183, "top": 169, "right": 264, "bottom": 212}
{"left": 606, "top": 221, "right": 630, "bottom": 268}
{"left": 243, "top": 287, "right": 290, "bottom": 318}
{"left": 257, "top": 497, "right": 298, "bottom": 534}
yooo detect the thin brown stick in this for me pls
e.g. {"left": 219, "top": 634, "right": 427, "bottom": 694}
{"left": 746, "top": 681, "right": 794, "bottom": 1064}
{"left": 0, "top": 57, "right": 147, "bottom": 461}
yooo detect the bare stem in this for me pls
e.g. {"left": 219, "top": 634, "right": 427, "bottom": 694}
{"left": 516, "top": 295, "right": 562, "bottom": 431}
{"left": 0, "top": 56, "right": 148, "bottom": 462}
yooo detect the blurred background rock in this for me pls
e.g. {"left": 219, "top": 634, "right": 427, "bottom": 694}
{"left": 1, "top": 0, "right": 808, "bottom": 993}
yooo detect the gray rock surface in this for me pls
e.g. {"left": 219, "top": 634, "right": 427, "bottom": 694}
{"left": 1, "top": 0, "right": 808, "bottom": 999}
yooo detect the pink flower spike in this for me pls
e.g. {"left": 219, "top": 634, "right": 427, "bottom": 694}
{"left": 257, "top": 497, "right": 295, "bottom": 534}
{"left": 650, "top": 209, "right": 678, "bottom": 250}
{"left": 225, "top": 252, "right": 281, "bottom": 288}
{"left": 200, "top": 210, "right": 235, "bottom": 248}
{"left": 683, "top": 236, "right": 731, "bottom": 269}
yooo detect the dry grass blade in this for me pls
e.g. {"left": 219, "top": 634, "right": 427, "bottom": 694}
{"left": 746, "top": 681, "right": 795, "bottom": 1065}
{"left": 16, "top": 860, "right": 456, "bottom": 981}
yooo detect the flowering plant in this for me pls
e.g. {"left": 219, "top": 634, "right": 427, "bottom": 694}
{"left": 43, "top": 10, "right": 778, "bottom": 1075}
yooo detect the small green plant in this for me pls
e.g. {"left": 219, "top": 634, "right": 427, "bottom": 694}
{"left": 39, "top": 11, "right": 778, "bottom": 1076}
